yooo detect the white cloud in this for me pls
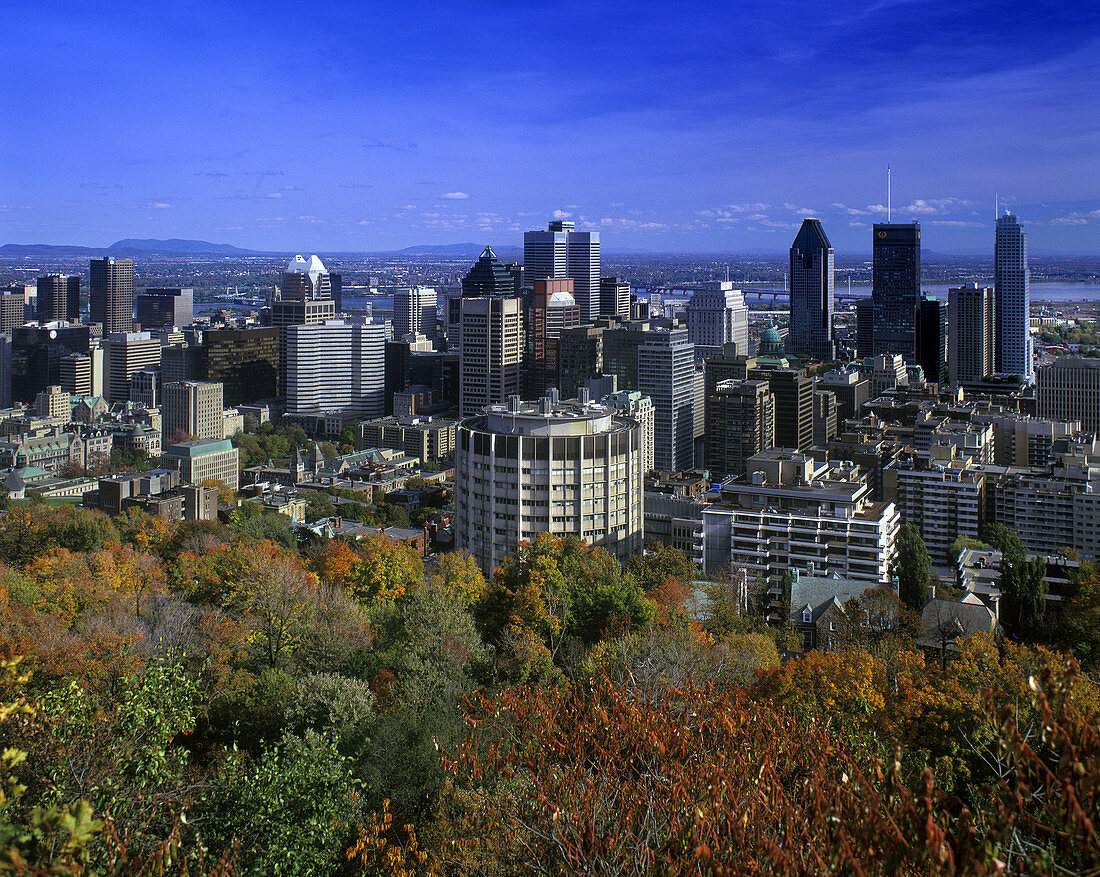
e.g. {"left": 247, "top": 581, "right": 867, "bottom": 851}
{"left": 783, "top": 203, "right": 818, "bottom": 215}
{"left": 931, "top": 220, "right": 983, "bottom": 227}
{"left": 150, "top": 202, "right": 173, "bottom": 209}
{"left": 440, "top": 192, "right": 469, "bottom": 200}
{"left": 1051, "top": 213, "right": 1089, "bottom": 226}
{"left": 552, "top": 208, "right": 572, "bottom": 219}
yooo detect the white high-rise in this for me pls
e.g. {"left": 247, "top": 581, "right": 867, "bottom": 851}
{"left": 523, "top": 220, "right": 600, "bottom": 321}
{"left": 638, "top": 327, "right": 696, "bottom": 472}
{"left": 995, "top": 214, "right": 1032, "bottom": 381}
{"left": 284, "top": 320, "right": 385, "bottom": 419}
{"left": 684, "top": 281, "right": 750, "bottom": 354}
{"left": 393, "top": 286, "right": 439, "bottom": 342}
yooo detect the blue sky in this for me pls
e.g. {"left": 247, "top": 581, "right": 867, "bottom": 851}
{"left": 2, "top": 0, "right": 1098, "bottom": 254}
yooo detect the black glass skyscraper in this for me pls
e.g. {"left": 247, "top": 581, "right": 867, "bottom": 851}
{"left": 871, "top": 223, "right": 920, "bottom": 357}
{"left": 788, "top": 219, "right": 835, "bottom": 361}
{"left": 915, "top": 296, "right": 947, "bottom": 386}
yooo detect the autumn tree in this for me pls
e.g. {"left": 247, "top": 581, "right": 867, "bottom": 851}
{"left": 429, "top": 550, "right": 486, "bottom": 605}
{"left": 351, "top": 533, "right": 424, "bottom": 605}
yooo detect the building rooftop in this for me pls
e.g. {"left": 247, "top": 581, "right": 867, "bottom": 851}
{"left": 164, "top": 438, "right": 234, "bottom": 457}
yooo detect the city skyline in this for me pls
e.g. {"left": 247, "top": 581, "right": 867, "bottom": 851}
{"left": 1, "top": 1, "right": 1097, "bottom": 255}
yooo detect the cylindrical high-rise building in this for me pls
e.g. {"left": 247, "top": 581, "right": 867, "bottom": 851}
{"left": 455, "top": 393, "right": 644, "bottom": 573}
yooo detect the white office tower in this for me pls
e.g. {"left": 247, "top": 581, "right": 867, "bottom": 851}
{"left": 684, "top": 282, "right": 750, "bottom": 355}
{"left": 523, "top": 220, "right": 600, "bottom": 321}
{"left": 393, "top": 286, "right": 439, "bottom": 342}
{"left": 459, "top": 296, "right": 524, "bottom": 417}
{"left": 994, "top": 215, "right": 1032, "bottom": 381}
{"left": 284, "top": 320, "right": 385, "bottom": 419}
{"left": 281, "top": 255, "right": 331, "bottom": 301}
{"left": 638, "top": 327, "right": 696, "bottom": 472}
{"left": 455, "top": 393, "right": 645, "bottom": 574}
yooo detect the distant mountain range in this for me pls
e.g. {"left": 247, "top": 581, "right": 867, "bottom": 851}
{"left": 0, "top": 238, "right": 261, "bottom": 257}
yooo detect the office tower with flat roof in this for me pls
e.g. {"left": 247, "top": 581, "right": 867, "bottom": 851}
{"left": 855, "top": 298, "right": 875, "bottom": 358}
{"left": 818, "top": 369, "right": 869, "bottom": 423}
{"left": 36, "top": 274, "right": 80, "bottom": 323}
{"left": 1037, "top": 358, "right": 1100, "bottom": 435}
{"left": 285, "top": 320, "right": 386, "bottom": 420}
{"left": 163, "top": 381, "right": 224, "bottom": 442}
{"left": 136, "top": 288, "right": 194, "bottom": 330}
{"left": 871, "top": 222, "right": 920, "bottom": 357}
{"left": 11, "top": 324, "right": 92, "bottom": 403}
{"left": 948, "top": 283, "right": 995, "bottom": 387}
{"left": 60, "top": 352, "right": 93, "bottom": 398}
{"left": 915, "top": 296, "right": 947, "bottom": 386}
{"left": 90, "top": 257, "right": 134, "bottom": 335}
{"left": 995, "top": 214, "right": 1033, "bottom": 380}
{"left": 638, "top": 327, "right": 695, "bottom": 471}
{"left": 599, "top": 276, "right": 630, "bottom": 320}
{"left": 330, "top": 272, "right": 343, "bottom": 311}
{"left": 788, "top": 219, "right": 836, "bottom": 360}
{"left": 459, "top": 296, "right": 524, "bottom": 417}
{"left": 527, "top": 278, "right": 580, "bottom": 398}
{"left": 393, "top": 286, "right": 439, "bottom": 341}
{"left": 163, "top": 438, "right": 239, "bottom": 491}
{"left": 454, "top": 394, "right": 644, "bottom": 574}
{"left": 0, "top": 293, "right": 26, "bottom": 334}
{"left": 524, "top": 220, "right": 600, "bottom": 321}
{"left": 706, "top": 378, "right": 774, "bottom": 479}
{"left": 685, "top": 281, "right": 750, "bottom": 356}
{"left": 200, "top": 327, "right": 280, "bottom": 404}
{"left": 557, "top": 325, "right": 605, "bottom": 399}
{"left": 104, "top": 331, "right": 161, "bottom": 403}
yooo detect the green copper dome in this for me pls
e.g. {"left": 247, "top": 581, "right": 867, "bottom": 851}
{"left": 759, "top": 324, "right": 785, "bottom": 356}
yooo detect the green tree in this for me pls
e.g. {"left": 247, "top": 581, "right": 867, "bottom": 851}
{"left": 195, "top": 731, "right": 361, "bottom": 877}
{"left": 985, "top": 523, "right": 1047, "bottom": 635}
{"left": 891, "top": 522, "right": 931, "bottom": 611}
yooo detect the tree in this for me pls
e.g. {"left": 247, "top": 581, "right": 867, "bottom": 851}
{"left": 987, "top": 525, "right": 1046, "bottom": 635}
{"left": 891, "top": 522, "right": 932, "bottom": 611}
{"left": 194, "top": 731, "right": 361, "bottom": 877}
{"left": 430, "top": 550, "right": 486, "bottom": 605}
{"left": 350, "top": 533, "right": 424, "bottom": 605}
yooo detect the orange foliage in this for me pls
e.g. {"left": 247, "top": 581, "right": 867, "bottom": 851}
{"left": 312, "top": 539, "right": 361, "bottom": 591}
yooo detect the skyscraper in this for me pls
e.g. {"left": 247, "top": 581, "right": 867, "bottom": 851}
{"left": 285, "top": 320, "right": 386, "bottom": 420}
{"left": 460, "top": 246, "right": 517, "bottom": 297}
{"left": 393, "top": 286, "right": 439, "bottom": 341}
{"left": 706, "top": 379, "right": 774, "bottom": 478}
{"left": 163, "top": 381, "right": 225, "bottom": 442}
{"left": 281, "top": 255, "right": 331, "bottom": 300}
{"left": 948, "top": 283, "right": 995, "bottom": 387}
{"left": 914, "top": 296, "right": 947, "bottom": 386}
{"left": 599, "top": 276, "right": 630, "bottom": 320}
{"left": 135, "top": 287, "right": 194, "bottom": 330}
{"left": 526, "top": 278, "right": 580, "bottom": 398}
{"left": 871, "top": 223, "right": 920, "bottom": 357}
{"left": 90, "top": 257, "right": 134, "bottom": 335}
{"left": 637, "top": 327, "right": 695, "bottom": 471}
{"left": 36, "top": 274, "right": 80, "bottom": 323}
{"left": 788, "top": 219, "right": 835, "bottom": 360}
{"left": 523, "top": 220, "right": 600, "bottom": 321}
{"left": 995, "top": 214, "right": 1032, "bottom": 380}
{"left": 459, "top": 296, "right": 524, "bottom": 417}
{"left": 684, "top": 281, "right": 750, "bottom": 356}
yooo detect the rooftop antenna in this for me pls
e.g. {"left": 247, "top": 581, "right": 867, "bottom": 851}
{"left": 995, "top": 191, "right": 998, "bottom": 221}
{"left": 887, "top": 165, "right": 892, "bottom": 223}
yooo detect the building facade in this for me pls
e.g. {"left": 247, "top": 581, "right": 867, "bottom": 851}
{"left": 871, "top": 223, "right": 920, "bottom": 357}
{"left": 523, "top": 220, "right": 600, "bottom": 321}
{"left": 458, "top": 296, "right": 524, "bottom": 417}
{"left": 135, "top": 288, "right": 194, "bottom": 330}
{"left": 1037, "top": 358, "right": 1100, "bottom": 435}
{"left": 638, "top": 327, "right": 695, "bottom": 471}
{"left": 90, "top": 257, "right": 134, "bottom": 335}
{"left": 284, "top": 320, "right": 386, "bottom": 420}
{"left": 162, "top": 438, "right": 239, "bottom": 490}
{"left": 162, "top": 380, "right": 224, "bottom": 442}
{"left": 994, "top": 214, "right": 1032, "bottom": 380}
{"left": 948, "top": 283, "right": 995, "bottom": 387}
{"left": 454, "top": 395, "right": 644, "bottom": 574}
{"left": 788, "top": 219, "right": 836, "bottom": 360}
{"left": 915, "top": 296, "right": 947, "bottom": 385}
{"left": 36, "top": 274, "right": 80, "bottom": 323}
{"left": 685, "top": 281, "right": 750, "bottom": 356}
{"left": 706, "top": 379, "right": 774, "bottom": 479}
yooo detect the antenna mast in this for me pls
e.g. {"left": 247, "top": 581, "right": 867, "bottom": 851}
{"left": 887, "top": 165, "right": 892, "bottom": 222}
